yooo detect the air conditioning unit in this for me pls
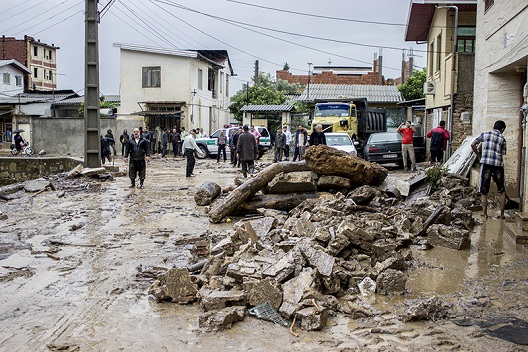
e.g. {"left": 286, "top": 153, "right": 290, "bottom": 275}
{"left": 423, "top": 81, "right": 436, "bottom": 95}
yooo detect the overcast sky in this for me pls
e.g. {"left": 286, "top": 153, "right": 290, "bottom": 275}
{"left": 0, "top": 0, "right": 426, "bottom": 97}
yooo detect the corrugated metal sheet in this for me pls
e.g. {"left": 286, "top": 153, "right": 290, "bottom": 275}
{"left": 292, "top": 84, "right": 403, "bottom": 103}
{"left": 53, "top": 95, "right": 120, "bottom": 105}
{"left": 240, "top": 104, "right": 295, "bottom": 112}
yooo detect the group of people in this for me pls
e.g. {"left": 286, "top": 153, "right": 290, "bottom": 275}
{"left": 273, "top": 124, "right": 326, "bottom": 163}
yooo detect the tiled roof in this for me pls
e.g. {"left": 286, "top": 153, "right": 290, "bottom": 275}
{"left": 240, "top": 104, "right": 295, "bottom": 112}
{"left": 292, "top": 84, "right": 403, "bottom": 103}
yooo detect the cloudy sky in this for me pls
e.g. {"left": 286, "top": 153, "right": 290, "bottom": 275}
{"left": 0, "top": 0, "right": 426, "bottom": 97}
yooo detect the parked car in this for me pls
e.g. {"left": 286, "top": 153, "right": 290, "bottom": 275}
{"left": 363, "top": 128, "right": 425, "bottom": 167}
{"left": 325, "top": 132, "right": 357, "bottom": 157}
{"left": 194, "top": 126, "right": 271, "bottom": 159}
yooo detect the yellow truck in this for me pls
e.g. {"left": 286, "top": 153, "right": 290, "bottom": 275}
{"left": 309, "top": 99, "right": 386, "bottom": 156}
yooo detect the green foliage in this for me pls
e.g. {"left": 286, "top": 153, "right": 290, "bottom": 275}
{"left": 229, "top": 72, "right": 303, "bottom": 122}
{"left": 397, "top": 68, "right": 426, "bottom": 101}
{"left": 78, "top": 95, "right": 118, "bottom": 116}
{"left": 283, "top": 62, "right": 290, "bottom": 71}
{"left": 425, "top": 165, "right": 448, "bottom": 191}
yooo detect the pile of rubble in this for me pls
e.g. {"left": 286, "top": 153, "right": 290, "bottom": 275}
{"left": 148, "top": 157, "right": 481, "bottom": 332}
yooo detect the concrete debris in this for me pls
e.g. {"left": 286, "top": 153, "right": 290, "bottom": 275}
{"left": 148, "top": 172, "right": 480, "bottom": 332}
{"left": 198, "top": 306, "right": 246, "bottom": 332}
{"left": 24, "top": 178, "right": 53, "bottom": 192}
{"left": 80, "top": 167, "right": 106, "bottom": 177}
{"left": 267, "top": 171, "right": 317, "bottom": 194}
{"left": 402, "top": 296, "right": 452, "bottom": 322}
{"left": 66, "top": 164, "right": 84, "bottom": 179}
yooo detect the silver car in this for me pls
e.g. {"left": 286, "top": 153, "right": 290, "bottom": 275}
{"left": 325, "top": 132, "right": 358, "bottom": 157}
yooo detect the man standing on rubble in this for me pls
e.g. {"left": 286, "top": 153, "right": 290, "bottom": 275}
{"left": 236, "top": 125, "right": 259, "bottom": 178}
{"left": 124, "top": 127, "right": 150, "bottom": 189}
{"left": 471, "top": 120, "right": 507, "bottom": 219}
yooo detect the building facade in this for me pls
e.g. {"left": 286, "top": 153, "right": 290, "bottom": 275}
{"left": 405, "top": 1, "right": 477, "bottom": 156}
{"left": 115, "top": 43, "right": 233, "bottom": 135}
{"left": 0, "top": 35, "right": 59, "bottom": 91}
{"left": 473, "top": 0, "right": 528, "bottom": 208}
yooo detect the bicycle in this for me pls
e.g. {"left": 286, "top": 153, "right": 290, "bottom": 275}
{"left": 10, "top": 141, "right": 35, "bottom": 156}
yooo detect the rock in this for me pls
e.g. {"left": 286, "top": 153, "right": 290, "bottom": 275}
{"left": 426, "top": 224, "right": 470, "bottom": 250}
{"left": 226, "top": 259, "right": 257, "bottom": 282}
{"left": 296, "top": 306, "right": 327, "bottom": 331}
{"left": 262, "top": 250, "right": 297, "bottom": 283}
{"left": 243, "top": 277, "right": 283, "bottom": 310}
{"left": 279, "top": 268, "right": 321, "bottom": 318}
{"left": 194, "top": 181, "right": 222, "bottom": 206}
{"left": 267, "top": 171, "right": 317, "bottom": 194}
{"left": 24, "top": 178, "right": 52, "bottom": 192}
{"left": 199, "top": 289, "right": 246, "bottom": 311}
{"left": 165, "top": 267, "right": 198, "bottom": 303}
{"left": 347, "top": 185, "right": 378, "bottom": 205}
{"left": 313, "top": 227, "right": 331, "bottom": 244}
{"left": 236, "top": 217, "right": 276, "bottom": 239}
{"left": 451, "top": 206, "right": 475, "bottom": 229}
{"left": 317, "top": 175, "right": 350, "bottom": 190}
{"left": 325, "top": 232, "right": 350, "bottom": 257}
{"left": 379, "top": 175, "right": 411, "bottom": 197}
{"left": 376, "top": 269, "right": 406, "bottom": 295}
{"left": 211, "top": 236, "right": 234, "bottom": 255}
{"left": 336, "top": 219, "right": 375, "bottom": 254}
{"left": 305, "top": 144, "right": 388, "bottom": 187}
{"left": 198, "top": 306, "right": 246, "bottom": 332}
{"left": 200, "top": 256, "right": 223, "bottom": 279}
{"left": 290, "top": 216, "right": 315, "bottom": 238}
{"left": 402, "top": 296, "right": 451, "bottom": 322}
{"left": 357, "top": 276, "right": 376, "bottom": 296}
{"left": 371, "top": 240, "right": 400, "bottom": 263}
{"left": 66, "top": 164, "right": 84, "bottom": 179}
{"left": 68, "top": 222, "right": 85, "bottom": 231}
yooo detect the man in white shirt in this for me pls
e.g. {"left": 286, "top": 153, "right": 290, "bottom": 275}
{"left": 282, "top": 125, "right": 292, "bottom": 161}
{"left": 183, "top": 129, "right": 204, "bottom": 177}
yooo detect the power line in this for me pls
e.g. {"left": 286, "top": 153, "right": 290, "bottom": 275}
{"left": 13, "top": 0, "right": 84, "bottom": 36}
{"left": 2, "top": 0, "right": 76, "bottom": 34}
{"left": 0, "top": 0, "right": 51, "bottom": 23}
{"left": 32, "top": 9, "right": 83, "bottom": 36}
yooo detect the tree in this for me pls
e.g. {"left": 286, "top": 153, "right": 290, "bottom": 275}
{"left": 397, "top": 68, "right": 426, "bottom": 101}
{"left": 78, "top": 95, "right": 118, "bottom": 117}
{"left": 229, "top": 72, "right": 303, "bottom": 122}
{"left": 283, "top": 62, "right": 290, "bottom": 71}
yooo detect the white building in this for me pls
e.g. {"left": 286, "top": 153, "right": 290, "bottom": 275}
{"left": 0, "top": 59, "right": 30, "bottom": 96}
{"left": 114, "top": 43, "right": 233, "bottom": 134}
{"left": 473, "top": 0, "right": 528, "bottom": 209}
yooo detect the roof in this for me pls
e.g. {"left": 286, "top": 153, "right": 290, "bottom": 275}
{"left": 0, "top": 59, "right": 31, "bottom": 74}
{"left": 0, "top": 90, "right": 79, "bottom": 105}
{"left": 293, "top": 84, "right": 403, "bottom": 103}
{"left": 53, "top": 94, "right": 120, "bottom": 105}
{"left": 113, "top": 43, "right": 235, "bottom": 75}
{"left": 405, "top": 1, "right": 477, "bottom": 42}
{"left": 240, "top": 104, "right": 296, "bottom": 112}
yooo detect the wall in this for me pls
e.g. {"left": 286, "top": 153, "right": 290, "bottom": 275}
{"left": 0, "top": 156, "right": 82, "bottom": 185}
{"left": 474, "top": 0, "right": 528, "bottom": 200}
{"left": 276, "top": 70, "right": 385, "bottom": 85}
{"left": 0, "top": 65, "right": 25, "bottom": 95}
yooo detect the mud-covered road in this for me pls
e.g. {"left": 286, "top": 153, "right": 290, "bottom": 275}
{"left": 1, "top": 155, "right": 527, "bottom": 351}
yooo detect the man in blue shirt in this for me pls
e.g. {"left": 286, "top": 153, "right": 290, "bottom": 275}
{"left": 471, "top": 120, "right": 507, "bottom": 219}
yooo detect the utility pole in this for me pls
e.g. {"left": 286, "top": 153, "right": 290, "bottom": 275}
{"left": 254, "top": 60, "right": 259, "bottom": 85}
{"left": 307, "top": 63, "right": 312, "bottom": 101}
{"left": 377, "top": 48, "right": 383, "bottom": 85}
{"left": 84, "top": 0, "right": 100, "bottom": 168}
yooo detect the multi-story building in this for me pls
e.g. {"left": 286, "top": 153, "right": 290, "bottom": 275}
{"left": 0, "top": 35, "right": 59, "bottom": 91}
{"left": 473, "top": 0, "right": 528, "bottom": 209}
{"left": 115, "top": 43, "right": 233, "bottom": 134}
{"left": 405, "top": 0, "right": 477, "bottom": 156}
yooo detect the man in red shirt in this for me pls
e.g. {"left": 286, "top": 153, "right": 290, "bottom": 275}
{"left": 397, "top": 121, "right": 416, "bottom": 171}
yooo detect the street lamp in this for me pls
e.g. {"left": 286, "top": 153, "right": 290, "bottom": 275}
{"left": 437, "top": 5, "right": 459, "bottom": 159}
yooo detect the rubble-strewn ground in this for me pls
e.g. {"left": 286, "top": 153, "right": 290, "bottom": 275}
{"left": 0, "top": 154, "right": 527, "bottom": 352}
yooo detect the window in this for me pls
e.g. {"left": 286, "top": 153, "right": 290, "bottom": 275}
{"left": 207, "top": 68, "right": 215, "bottom": 92}
{"left": 198, "top": 69, "right": 203, "bottom": 89}
{"left": 33, "top": 46, "right": 38, "bottom": 57}
{"left": 33, "top": 67, "right": 38, "bottom": 78}
{"left": 226, "top": 74, "right": 229, "bottom": 97}
{"left": 15, "top": 75, "right": 22, "bottom": 86}
{"left": 3, "top": 72, "right": 10, "bottom": 84}
{"left": 48, "top": 50, "right": 52, "bottom": 60}
{"left": 457, "top": 27, "right": 476, "bottom": 53}
{"left": 142, "top": 66, "right": 161, "bottom": 87}
{"left": 219, "top": 72, "right": 224, "bottom": 94}
{"left": 484, "top": 0, "right": 494, "bottom": 11}
{"left": 436, "top": 33, "right": 442, "bottom": 72}
{"left": 429, "top": 42, "right": 434, "bottom": 76}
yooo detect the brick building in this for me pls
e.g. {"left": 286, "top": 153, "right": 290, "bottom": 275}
{"left": 0, "top": 35, "right": 59, "bottom": 91}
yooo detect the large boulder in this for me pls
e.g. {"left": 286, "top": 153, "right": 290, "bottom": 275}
{"left": 304, "top": 144, "right": 388, "bottom": 187}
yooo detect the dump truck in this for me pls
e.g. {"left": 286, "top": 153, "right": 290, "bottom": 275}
{"left": 308, "top": 98, "right": 386, "bottom": 157}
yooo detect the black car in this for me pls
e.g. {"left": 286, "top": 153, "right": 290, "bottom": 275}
{"left": 363, "top": 130, "right": 425, "bottom": 167}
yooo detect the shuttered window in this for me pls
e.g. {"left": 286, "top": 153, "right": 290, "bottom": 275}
{"left": 142, "top": 66, "right": 161, "bottom": 88}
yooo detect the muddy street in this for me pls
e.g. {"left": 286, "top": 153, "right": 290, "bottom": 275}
{"left": 1, "top": 154, "right": 527, "bottom": 352}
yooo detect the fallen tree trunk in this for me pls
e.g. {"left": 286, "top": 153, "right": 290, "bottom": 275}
{"left": 194, "top": 181, "right": 221, "bottom": 206}
{"left": 304, "top": 144, "right": 388, "bottom": 187}
{"left": 233, "top": 192, "right": 319, "bottom": 213}
{"left": 208, "top": 161, "right": 311, "bottom": 223}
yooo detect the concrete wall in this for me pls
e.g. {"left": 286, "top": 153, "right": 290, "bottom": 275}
{"left": 474, "top": 0, "right": 528, "bottom": 201}
{"left": 0, "top": 64, "right": 25, "bottom": 95}
{"left": 0, "top": 156, "right": 82, "bottom": 185}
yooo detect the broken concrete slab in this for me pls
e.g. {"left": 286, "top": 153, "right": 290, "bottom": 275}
{"left": 279, "top": 268, "right": 320, "bottom": 318}
{"left": 235, "top": 217, "right": 276, "bottom": 240}
{"left": 198, "top": 306, "right": 246, "bottom": 332}
{"left": 317, "top": 175, "right": 350, "bottom": 190}
{"left": 402, "top": 296, "right": 451, "bottom": 322}
{"left": 24, "top": 178, "right": 53, "bottom": 192}
{"left": 262, "top": 250, "right": 297, "bottom": 283}
{"left": 375, "top": 269, "right": 406, "bottom": 295}
{"left": 66, "top": 164, "right": 84, "bottom": 179}
{"left": 243, "top": 277, "right": 282, "bottom": 310}
{"left": 80, "top": 167, "right": 106, "bottom": 177}
{"left": 347, "top": 185, "right": 378, "bottom": 205}
{"left": 268, "top": 171, "right": 317, "bottom": 194}
{"left": 296, "top": 306, "right": 327, "bottom": 331}
{"left": 426, "top": 224, "right": 470, "bottom": 250}
{"left": 296, "top": 238, "right": 335, "bottom": 276}
{"left": 165, "top": 267, "right": 198, "bottom": 303}
{"left": 199, "top": 289, "right": 246, "bottom": 311}
{"left": 226, "top": 259, "right": 258, "bottom": 282}
{"left": 379, "top": 175, "right": 411, "bottom": 197}
{"left": 357, "top": 276, "right": 376, "bottom": 296}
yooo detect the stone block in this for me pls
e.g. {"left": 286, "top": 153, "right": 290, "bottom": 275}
{"left": 243, "top": 277, "right": 282, "bottom": 310}
{"left": 296, "top": 307, "right": 327, "bottom": 331}
{"left": 80, "top": 167, "right": 106, "bottom": 177}
{"left": 23, "top": 178, "right": 52, "bottom": 192}
{"left": 426, "top": 224, "right": 470, "bottom": 250}
{"left": 164, "top": 267, "right": 198, "bottom": 303}
{"left": 199, "top": 289, "right": 246, "bottom": 311}
{"left": 268, "top": 171, "right": 317, "bottom": 194}
{"left": 296, "top": 238, "right": 335, "bottom": 276}
{"left": 376, "top": 269, "right": 406, "bottom": 295}
{"left": 279, "top": 268, "right": 320, "bottom": 318}
{"left": 198, "top": 306, "right": 246, "bottom": 332}
{"left": 317, "top": 175, "right": 350, "bottom": 190}
{"left": 262, "top": 250, "right": 296, "bottom": 283}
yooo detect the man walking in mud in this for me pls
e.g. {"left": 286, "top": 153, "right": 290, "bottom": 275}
{"left": 236, "top": 125, "right": 259, "bottom": 178}
{"left": 124, "top": 128, "right": 150, "bottom": 189}
{"left": 471, "top": 120, "right": 507, "bottom": 219}
{"left": 183, "top": 129, "right": 204, "bottom": 177}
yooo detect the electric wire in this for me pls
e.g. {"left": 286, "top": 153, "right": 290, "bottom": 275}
{"left": 2, "top": 0, "right": 76, "bottom": 34}
{"left": 0, "top": 0, "right": 51, "bottom": 23}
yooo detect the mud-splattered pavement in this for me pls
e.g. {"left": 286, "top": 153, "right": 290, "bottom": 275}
{"left": 0, "top": 155, "right": 527, "bottom": 351}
